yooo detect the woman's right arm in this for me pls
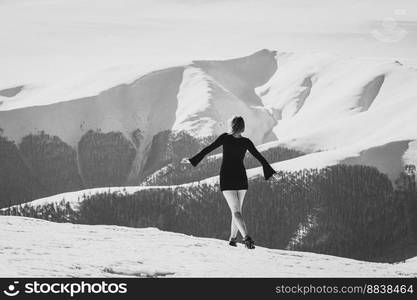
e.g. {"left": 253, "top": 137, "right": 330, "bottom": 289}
{"left": 246, "top": 138, "right": 277, "bottom": 180}
{"left": 188, "top": 133, "right": 226, "bottom": 167}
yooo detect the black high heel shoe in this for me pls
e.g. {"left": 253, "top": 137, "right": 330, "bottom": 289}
{"left": 229, "top": 237, "right": 238, "bottom": 247}
{"left": 242, "top": 235, "right": 255, "bottom": 249}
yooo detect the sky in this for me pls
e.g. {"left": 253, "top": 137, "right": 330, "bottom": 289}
{"left": 0, "top": 0, "right": 416, "bottom": 89}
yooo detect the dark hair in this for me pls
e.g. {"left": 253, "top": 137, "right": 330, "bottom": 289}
{"left": 230, "top": 116, "right": 245, "bottom": 134}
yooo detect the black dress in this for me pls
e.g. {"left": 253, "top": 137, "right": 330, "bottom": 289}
{"left": 188, "top": 133, "right": 276, "bottom": 191}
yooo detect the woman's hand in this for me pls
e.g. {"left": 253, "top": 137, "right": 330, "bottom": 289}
{"left": 180, "top": 157, "right": 190, "bottom": 164}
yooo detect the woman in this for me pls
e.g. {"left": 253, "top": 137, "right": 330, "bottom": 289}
{"left": 186, "top": 116, "right": 277, "bottom": 249}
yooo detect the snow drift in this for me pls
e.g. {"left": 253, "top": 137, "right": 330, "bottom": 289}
{"left": 1, "top": 216, "right": 416, "bottom": 277}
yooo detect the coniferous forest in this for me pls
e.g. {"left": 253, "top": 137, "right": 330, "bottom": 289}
{"left": 4, "top": 164, "right": 417, "bottom": 262}
{"left": 142, "top": 144, "right": 304, "bottom": 186}
{"left": 78, "top": 130, "right": 137, "bottom": 187}
{"left": 0, "top": 133, "right": 47, "bottom": 207}
{"left": 19, "top": 131, "right": 83, "bottom": 194}
{"left": 0, "top": 128, "right": 300, "bottom": 207}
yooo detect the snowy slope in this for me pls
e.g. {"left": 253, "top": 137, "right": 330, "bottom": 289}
{"left": 2, "top": 49, "right": 416, "bottom": 151}
{"left": 258, "top": 52, "right": 417, "bottom": 155}
{"left": 1, "top": 216, "right": 416, "bottom": 277}
{"left": 258, "top": 53, "right": 417, "bottom": 150}
{"left": 254, "top": 51, "right": 417, "bottom": 179}
{"left": 0, "top": 186, "right": 172, "bottom": 212}
{"left": 0, "top": 50, "right": 277, "bottom": 145}
{"left": 171, "top": 49, "right": 277, "bottom": 145}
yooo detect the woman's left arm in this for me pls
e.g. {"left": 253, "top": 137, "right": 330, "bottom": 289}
{"left": 246, "top": 139, "right": 277, "bottom": 180}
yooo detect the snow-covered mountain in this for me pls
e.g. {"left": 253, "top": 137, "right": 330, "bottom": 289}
{"left": 0, "top": 50, "right": 277, "bottom": 201}
{"left": 1, "top": 49, "right": 417, "bottom": 207}
{"left": 257, "top": 52, "right": 417, "bottom": 178}
{"left": 1, "top": 216, "right": 416, "bottom": 277}
{"left": 0, "top": 49, "right": 277, "bottom": 144}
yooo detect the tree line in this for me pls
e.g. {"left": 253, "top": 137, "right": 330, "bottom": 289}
{"left": 142, "top": 143, "right": 304, "bottom": 185}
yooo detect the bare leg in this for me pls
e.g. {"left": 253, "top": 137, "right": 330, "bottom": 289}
{"left": 230, "top": 189, "right": 247, "bottom": 239}
{"left": 237, "top": 189, "right": 247, "bottom": 210}
{"left": 230, "top": 218, "right": 239, "bottom": 240}
{"left": 223, "top": 190, "right": 248, "bottom": 238}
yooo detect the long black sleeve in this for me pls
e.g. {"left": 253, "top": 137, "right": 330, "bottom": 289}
{"left": 246, "top": 139, "right": 276, "bottom": 180}
{"left": 188, "top": 133, "right": 226, "bottom": 167}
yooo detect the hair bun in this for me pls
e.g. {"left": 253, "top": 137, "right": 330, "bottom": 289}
{"left": 230, "top": 116, "right": 245, "bottom": 134}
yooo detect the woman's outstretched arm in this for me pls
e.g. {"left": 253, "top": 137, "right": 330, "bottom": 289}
{"left": 246, "top": 138, "right": 277, "bottom": 180}
{"left": 188, "top": 133, "right": 227, "bottom": 167}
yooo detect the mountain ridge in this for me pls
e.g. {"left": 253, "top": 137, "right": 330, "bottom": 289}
{"left": 1, "top": 49, "right": 417, "bottom": 206}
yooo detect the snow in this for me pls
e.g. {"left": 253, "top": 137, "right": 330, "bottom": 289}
{"left": 173, "top": 60, "right": 277, "bottom": 144}
{"left": 257, "top": 53, "right": 417, "bottom": 154}
{"left": 1, "top": 216, "right": 415, "bottom": 277}
{"left": 0, "top": 63, "right": 183, "bottom": 111}
{"left": 249, "top": 51, "right": 417, "bottom": 179}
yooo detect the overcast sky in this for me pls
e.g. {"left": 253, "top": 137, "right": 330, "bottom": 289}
{"left": 1, "top": 0, "right": 416, "bottom": 88}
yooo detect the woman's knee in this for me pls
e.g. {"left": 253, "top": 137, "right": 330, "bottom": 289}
{"left": 223, "top": 191, "right": 240, "bottom": 211}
